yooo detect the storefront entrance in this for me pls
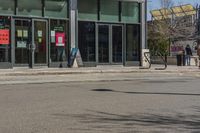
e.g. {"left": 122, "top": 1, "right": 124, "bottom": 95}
{"left": 14, "top": 18, "right": 48, "bottom": 67}
{"left": 97, "top": 24, "right": 123, "bottom": 64}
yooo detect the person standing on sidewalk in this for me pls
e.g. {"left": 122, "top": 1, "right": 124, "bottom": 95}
{"left": 197, "top": 44, "right": 200, "bottom": 68}
{"left": 185, "top": 45, "right": 192, "bottom": 66}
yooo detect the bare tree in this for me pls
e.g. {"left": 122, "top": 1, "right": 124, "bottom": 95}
{"left": 149, "top": 0, "right": 199, "bottom": 55}
{"left": 155, "top": 0, "right": 198, "bottom": 40}
{"left": 160, "top": 0, "right": 174, "bottom": 9}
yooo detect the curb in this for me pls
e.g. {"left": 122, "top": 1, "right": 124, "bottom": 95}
{"left": 0, "top": 68, "right": 200, "bottom": 76}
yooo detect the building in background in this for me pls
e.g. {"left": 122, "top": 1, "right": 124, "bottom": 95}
{"left": 0, "top": 0, "right": 147, "bottom": 69}
{"left": 149, "top": 4, "right": 198, "bottom": 56}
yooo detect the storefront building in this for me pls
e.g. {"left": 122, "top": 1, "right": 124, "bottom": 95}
{"left": 0, "top": 0, "right": 147, "bottom": 68}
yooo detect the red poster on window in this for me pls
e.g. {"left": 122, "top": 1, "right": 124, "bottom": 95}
{"left": 0, "top": 29, "right": 10, "bottom": 45}
{"left": 56, "top": 32, "right": 65, "bottom": 47}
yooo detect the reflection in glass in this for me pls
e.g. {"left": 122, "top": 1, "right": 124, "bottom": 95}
{"left": 0, "top": 16, "right": 11, "bottom": 62}
{"left": 18, "top": 0, "right": 42, "bottom": 16}
{"left": 78, "top": 21, "right": 95, "bottom": 62}
{"left": 50, "top": 20, "right": 68, "bottom": 62}
{"left": 122, "top": 2, "right": 140, "bottom": 23}
{"left": 34, "top": 21, "right": 47, "bottom": 64}
{"left": 112, "top": 26, "right": 122, "bottom": 63}
{"left": 98, "top": 25, "right": 109, "bottom": 63}
{"left": 45, "top": 0, "right": 68, "bottom": 18}
{"left": 0, "top": 0, "right": 14, "bottom": 14}
{"left": 100, "top": 0, "right": 119, "bottom": 22}
{"left": 15, "top": 20, "right": 31, "bottom": 64}
{"left": 78, "top": 0, "right": 97, "bottom": 21}
{"left": 126, "top": 24, "right": 140, "bottom": 61}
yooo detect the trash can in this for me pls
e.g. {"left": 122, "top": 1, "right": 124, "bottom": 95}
{"left": 182, "top": 54, "right": 186, "bottom": 66}
{"left": 176, "top": 54, "right": 182, "bottom": 66}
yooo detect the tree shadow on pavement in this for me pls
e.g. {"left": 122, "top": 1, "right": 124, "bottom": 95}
{"left": 52, "top": 109, "right": 200, "bottom": 132}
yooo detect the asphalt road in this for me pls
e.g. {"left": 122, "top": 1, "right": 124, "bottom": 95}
{"left": 0, "top": 74, "right": 200, "bottom": 133}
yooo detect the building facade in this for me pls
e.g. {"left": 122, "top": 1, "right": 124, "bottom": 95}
{"left": 0, "top": 0, "right": 147, "bottom": 68}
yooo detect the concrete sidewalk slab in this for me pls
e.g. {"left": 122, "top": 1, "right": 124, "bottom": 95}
{"left": 0, "top": 65, "right": 199, "bottom": 76}
{"left": 0, "top": 65, "right": 199, "bottom": 85}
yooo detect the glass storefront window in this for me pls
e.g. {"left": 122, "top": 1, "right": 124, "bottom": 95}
{"left": 100, "top": 0, "right": 119, "bottom": 22}
{"left": 0, "top": 16, "right": 11, "bottom": 62}
{"left": 78, "top": 0, "right": 97, "bottom": 21}
{"left": 50, "top": 19, "right": 68, "bottom": 62}
{"left": 98, "top": 25, "right": 109, "bottom": 63}
{"left": 126, "top": 24, "right": 140, "bottom": 61}
{"left": 45, "top": 0, "right": 68, "bottom": 18}
{"left": 15, "top": 20, "right": 31, "bottom": 64}
{"left": 18, "top": 0, "right": 42, "bottom": 16}
{"left": 122, "top": 2, "right": 140, "bottom": 23}
{"left": 78, "top": 21, "right": 95, "bottom": 62}
{"left": 34, "top": 21, "right": 47, "bottom": 64}
{"left": 112, "top": 26, "right": 122, "bottom": 63}
{"left": 0, "top": 0, "right": 15, "bottom": 15}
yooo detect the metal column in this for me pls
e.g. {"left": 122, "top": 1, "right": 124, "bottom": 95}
{"left": 69, "top": 0, "right": 78, "bottom": 49}
{"left": 140, "top": 0, "right": 147, "bottom": 66}
{"left": 141, "top": 0, "right": 146, "bottom": 49}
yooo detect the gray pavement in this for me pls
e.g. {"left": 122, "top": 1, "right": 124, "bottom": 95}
{"left": 0, "top": 66, "right": 200, "bottom": 132}
{"left": 0, "top": 75, "right": 200, "bottom": 133}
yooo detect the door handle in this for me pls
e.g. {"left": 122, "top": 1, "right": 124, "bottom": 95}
{"left": 29, "top": 44, "right": 35, "bottom": 52}
{"left": 27, "top": 44, "right": 31, "bottom": 50}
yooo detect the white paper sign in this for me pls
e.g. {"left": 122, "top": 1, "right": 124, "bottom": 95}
{"left": 17, "top": 30, "right": 22, "bottom": 37}
{"left": 23, "top": 30, "right": 28, "bottom": 38}
{"left": 17, "top": 41, "right": 27, "bottom": 48}
{"left": 57, "top": 37, "right": 64, "bottom": 46}
{"left": 58, "top": 37, "right": 63, "bottom": 43}
{"left": 38, "top": 30, "right": 42, "bottom": 37}
{"left": 51, "top": 31, "right": 55, "bottom": 37}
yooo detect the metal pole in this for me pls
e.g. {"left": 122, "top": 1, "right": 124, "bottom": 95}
{"left": 69, "top": 0, "right": 77, "bottom": 49}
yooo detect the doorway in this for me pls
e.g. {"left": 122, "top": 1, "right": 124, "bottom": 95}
{"left": 14, "top": 18, "right": 48, "bottom": 67}
{"left": 97, "top": 24, "right": 123, "bottom": 64}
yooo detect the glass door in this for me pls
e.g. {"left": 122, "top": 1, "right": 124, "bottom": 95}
{"left": 14, "top": 19, "right": 48, "bottom": 67}
{"left": 97, "top": 24, "right": 123, "bottom": 64}
{"left": 0, "top": 16, "right": 11, "bottom": 64}
{"left": 112, "top": 25, "right": 122, "bottom": 63}
{"left": 98, "top": 25, "right": 109, "bottom": 63}
{"left": 33, "top": 20, "right": 47, "bottom": 65}
{"left": 15, "top": 19, "right": 31, "bottom": 65}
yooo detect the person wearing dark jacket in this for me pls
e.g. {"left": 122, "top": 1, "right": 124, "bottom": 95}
{"left": 185, "top": 44, "right": 192, "bottom": 66}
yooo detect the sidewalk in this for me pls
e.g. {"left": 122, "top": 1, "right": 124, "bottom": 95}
{"left": 0, "top": 65, "right": 199, "bottom": 85}
{"left": 0, "top": 65, "right": 199, "bottom": 76}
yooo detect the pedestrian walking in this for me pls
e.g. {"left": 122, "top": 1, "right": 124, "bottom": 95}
{"left": 185, "top": 44, "right": 192, "bottom": 66}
